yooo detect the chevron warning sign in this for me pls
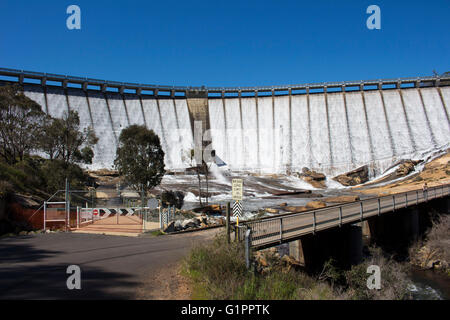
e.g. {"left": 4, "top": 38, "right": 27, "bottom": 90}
{"left": 233, "top": 201, "right": 243, "bottom": 218}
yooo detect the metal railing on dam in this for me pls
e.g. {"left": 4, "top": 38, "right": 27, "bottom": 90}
{"left": 241, "top": 184, "right": 449, "bottom": 249}
{"left": 1, "top": 67, "right": 449, "bottom": 97}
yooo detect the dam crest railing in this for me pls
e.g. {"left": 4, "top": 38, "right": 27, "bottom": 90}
{"left": 0, "top": 67, "right": 449, "bottom": 98}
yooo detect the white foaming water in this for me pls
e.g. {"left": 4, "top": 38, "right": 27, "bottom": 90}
{"left": 309, "top": 93, "right": 330, "bottom": 168}
{"left": 291, "top": 95, "right": 310, "bottom": 170}
{"left": 363, "top": 90, "right": 393, "bottom": 160}
{"left": 327, "top": 92, "right": 352, "bottom": 169}
{"left": 210, "top": 163, "right": 230, "bottom": 186}
{"left": 346, "top": 92, "right": 372, "bottom": 167}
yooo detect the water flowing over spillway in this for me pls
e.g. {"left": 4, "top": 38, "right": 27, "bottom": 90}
{"left": 23, "top": 84, "right": 450, "bottom": 177}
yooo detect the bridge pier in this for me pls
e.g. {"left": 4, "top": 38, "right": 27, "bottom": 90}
{"left": 287, "top": 203, "right": 437, "bottom": 271}
{"left": 288, "top": 223, "right": 363, "bottom": 272}
{"left": 360, "top": 205, "right": 423, "bottom": 256}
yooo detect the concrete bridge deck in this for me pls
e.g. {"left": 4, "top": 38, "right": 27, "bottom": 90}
{"left": 243, "top": 184, "right": 449, "bottom": 249}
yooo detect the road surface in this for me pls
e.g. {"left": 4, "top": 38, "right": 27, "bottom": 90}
{"left": 0, "top": 229, "right": 220, "bottom": 299}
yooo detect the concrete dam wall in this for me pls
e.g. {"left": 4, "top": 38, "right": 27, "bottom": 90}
{"left": 209, "top": 87, "right": 450, "bottom": 176}
{"left": 1, "top": 68, "right": 448, "bottom": 177}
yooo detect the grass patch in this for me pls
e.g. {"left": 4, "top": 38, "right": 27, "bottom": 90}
{"left": 148, "top": 230, "right": 165, "bottom": 237}
{"left": 183, "top": 232, "right": 413, "bottom": 300}
{"left": 182, "top": 232, "right": 339, "bottom": 300}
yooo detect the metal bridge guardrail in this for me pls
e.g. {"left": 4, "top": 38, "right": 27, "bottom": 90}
{"left": 242, "top": 184, "right": 450, "bottom": 249}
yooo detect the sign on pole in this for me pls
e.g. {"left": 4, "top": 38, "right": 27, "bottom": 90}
{"left": 233, "top": 201, "right": 243, "bottom": 218}
{"left": 147, "top": 198, "right": 159, "bottom": 210}
{"left": 232, "top": 179, "right": 243, "bottom": 201}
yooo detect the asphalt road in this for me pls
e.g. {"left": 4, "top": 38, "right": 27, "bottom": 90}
{"left": 0, "top": 229, "right": 220, "bottom": 299}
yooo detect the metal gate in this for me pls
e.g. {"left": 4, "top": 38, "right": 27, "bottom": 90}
{"left": 43, "top": 201, "right": 67, "bottom": 230}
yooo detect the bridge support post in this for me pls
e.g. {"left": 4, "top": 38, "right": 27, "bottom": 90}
{"left": 288, "top": 224, "right": 363, "bottom": 271}
{"left": 348, "top": 223, "right": 363, "bottom": 266}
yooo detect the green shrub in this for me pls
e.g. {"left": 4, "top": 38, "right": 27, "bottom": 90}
{"left": 183, "top": 232, "right": 339, "bottom": 300}
{"left": 344, "top": 247, "right": 412, "bottom": 300}
{"left": 161, "top": 190, "right": 184, "bottom": 209}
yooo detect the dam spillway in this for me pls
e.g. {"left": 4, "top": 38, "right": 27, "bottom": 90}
{"left": 1, "top": 68, "right": 449, "bottom": 178}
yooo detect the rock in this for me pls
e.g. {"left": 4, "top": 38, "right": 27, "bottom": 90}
{"left": 333, "top": 166, "right": 369, "bottom": 186}
{"left": 325, "top": 195, "right": 360, "bottom": 203}
{"left": 174, "top": 220, "right": 183, "bottom": 231}
{"left": 306, "top": 200, "right": 327, "bottom": 209}
{"left": 301, "top": 167, "right": 326, "bottom": 180}
{"left": 281, "top": 255, "right": 302, "bottom": 271}
{"left": 163, "top": 221, "right": 176, "bottom": 233}
{"left": 265, "top": 208, "right": 279, "bottom": 214}
{"left": 181, "top": 218, "right": 200, "bottom": 229}
{"left": 192, "top": 204, "right": 223, "bottom": 214}
{"left": 283, "top": 206, "right": 308, "bottom": 213}
{"left": 297, "top": 168, "right": 327, "bottom": 188}
{"left": 258, "top": 256, "right": 268, "bottom": 267}
{"left": 396, "top": 160, "right": 421, "bottom": 177}
{"left": 279, "top": 203, "right": 287, "bottom": 207}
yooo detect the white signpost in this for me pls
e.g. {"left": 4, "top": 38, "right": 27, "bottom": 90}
{"left": 232, "top": 179, "right": 243, "bottom": 221}
{"left": 232, "top": 179, "right": 243, "bottom": 201}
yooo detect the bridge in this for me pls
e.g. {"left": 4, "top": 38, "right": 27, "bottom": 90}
{"left": 242, "top": 184, "right": 450, "bottom": 250}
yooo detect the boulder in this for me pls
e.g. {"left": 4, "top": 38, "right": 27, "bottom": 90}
{"left": 297, "top": 167, "right": 327, "bottom": 188}
{"left": 192, "top": 204, "right": 223, "bottom": 214}
{"left": 333, "top": 166, "right": 369, "bottom": 186}
{"left": 283, "top": 206, "right": 308, "bottom": 213}
{"left": 174, "top": 220, "right": 183, "bottom": 231}
{"left": 306, "top": 200, "right": 327, "bottom": 209}
{"left": 278, "top": 203, "right": 288, "bottom": 207}
{"left": 163, "top": 221, "right": 176, "bottom": 233}
{"left": 396, "top": 160, "right": 421, "bottom": 177}
{"left": 181, "top": 218, "right": 201, "bottom": 229}
{"left": 281, "top": 255, "right": 303, "bottom": 271}
{"left": 325, "top": 195, "right": 360, "bottom": 203}
{"left": 265, "top": 208, "right": 279, "bottom": 214}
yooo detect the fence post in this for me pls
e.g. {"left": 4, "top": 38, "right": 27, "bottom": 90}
{"left": 339, "top": 206, "right": 342, "bottom": 227}
{"left": 377, "top": 198, "right": 381, "bottom": 216}
{"left": 279, "top": 218, "right": 283, "bottom": 241}
{"left": 159, "top": 205, "right": 162, "bottom": 230}
{"left": 393, "top": 195, "right": 396, "bottom": 211}
{"left": 65, "top": 178, "right": 70, "bottom": 231}
{"left": 43, "top": 201, "right": 47, "bottom": 231}
{"left": 226, "top": 202, "right": 231, "bottom": 243}
{"left": 77, "top": 206, "right": 80, "bottom": 229}
{"left": 416, "top": 190, "right": 419, "bottom": 205}
{"left": 360, "top": 201, "right": 363, "bottom": 221}
{"left": 245, "top": 229, "right": 252, "bottom": 270}
{"left": 313, "top": 211, "right": 316, "bottom": 234}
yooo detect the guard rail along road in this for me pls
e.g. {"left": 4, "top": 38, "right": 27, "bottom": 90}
{"left": 241, "top": 184, "right": 449, "bottom": 249}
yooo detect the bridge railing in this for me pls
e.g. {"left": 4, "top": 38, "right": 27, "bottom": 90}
{"left": 243, "top": 184, "right": 449, "bottom": 249}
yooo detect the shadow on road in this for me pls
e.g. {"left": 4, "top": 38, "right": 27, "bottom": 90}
{"left": 0, "top": 236, "right": 139, "bottom": 299}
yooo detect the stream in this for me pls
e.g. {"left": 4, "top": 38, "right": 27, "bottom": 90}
{"left": 408, "top": 268, "right": 450, "bottom": 300}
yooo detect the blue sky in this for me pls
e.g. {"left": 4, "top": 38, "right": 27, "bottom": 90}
{"left": 0, "top": 1, "right": 449, "bottom": 87}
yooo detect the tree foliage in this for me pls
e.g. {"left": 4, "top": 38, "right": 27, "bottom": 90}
{"left": 114, "top": 125, "right": 165, "bottom": 193}
{"left": 0, "top": 85, "right": 45, "bottom": 164}
{"left": 38, "top": 110, "right": 98, "bottom": 164}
